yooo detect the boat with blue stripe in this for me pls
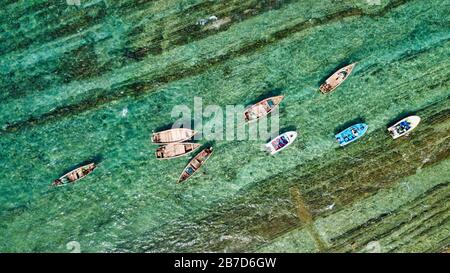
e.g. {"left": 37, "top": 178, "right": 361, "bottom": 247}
{"left": 335, "top": 123, "right": 368, "bottom": 146}
{"left": 388, "top": 115, "right": 420, "bottom": 139}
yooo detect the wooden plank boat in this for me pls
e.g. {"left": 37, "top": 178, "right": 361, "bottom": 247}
{"left": 152, "top": 128, "right": 197, "bottom": 144}
{"left": 155, "top": 143, "right": 201, "bottom": 159}
{"left": 319, "top": 63, "right": 356, "bottom": 94}
{"left": 265, "top": 131, "right": 297, "bottom": 155}
{"left": 388, "top": 116, "right": 421, "bottom": 139}
{"left": 178, "top": 147, "right": 214, "bottom": 183}
{"left": 52, "top": 163, "right": 96, "bottom": 186}
{"left": 244, "top": 95, "right": 284, "bottom": 123}
{"left": 335, "top": 123, "right": 368, "bottom": 146}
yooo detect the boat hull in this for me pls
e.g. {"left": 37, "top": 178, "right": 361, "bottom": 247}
{"left": 320, "top": 63, "right": 356, "bottom": 94}
{"left": 265, "top": 131, "right": 297, "bottom": 155}
{"left": 244, "top": 95, "right": 284, "bottom": 123}
{"left": 388, "top": 116, "right": 421, "bottom": 139}
{"left": 178, "top": 147, "right": 214, "bottom": 183}
{"left": 155, "top": 143, "right": 200, "bottom": 159}
{"left": 152, "top": 128, "right": 197, "bottom": 144}
{"left": 335, "top": 123, "right": 368, "bottom": 146}
{"left": 52, "top": 163, "right": 96, "bottom": 186}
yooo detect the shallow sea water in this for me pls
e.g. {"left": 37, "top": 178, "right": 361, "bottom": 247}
{"left": 0, "top": 0, "right": 449, "bottom": 252}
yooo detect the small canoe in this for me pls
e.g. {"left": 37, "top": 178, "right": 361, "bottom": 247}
{"left": 155, "top": 143, "right": 201, "bottom": 160}
{"left": 320, "top": 63, "right": 356, "bottom": 94}
{"left": 265, "top": 131, "right": 297, "bottom": 155}
{"left": 52, "top": 163, "right": 96, "bottom": 186}
{"left": 178, "top": 147, "right": 214, "bottom": 183}
{"left": 388, "top": 116, "right": 421, "bottom": 139}
{"left": 244, "top": 95, "right": 284, "bottom": 122}
{"left": 335, "top": 123, "right": 368, "bottom": 146}
{"left": 152, "top": 128, "right": 197, "bottom": 144}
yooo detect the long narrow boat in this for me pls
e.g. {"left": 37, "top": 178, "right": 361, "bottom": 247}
{"left": 178, "top": 147, "right": 214, "bottom": 183}
{"left": 155, "top": 143, "right": 201, "bottom": 160}
{"left": 52, "top": 163, "right": 96, "bottom": 186}
{"left": 335, "top": 123, "right": 368, "bottom": 147}
{"left": 244, "top": 95, "right": 284, "bottom": 123}
{"left": 265, "top": 131, "right": 297, "bottom": 155}
{"left": 388, "top": 116, "right": 421, "bottom": 139}
{"left": 319, "top": 63, "right": 357, "bottom": 94}
{"left": 152, "top": 128, "right": 197, "bottom": 144}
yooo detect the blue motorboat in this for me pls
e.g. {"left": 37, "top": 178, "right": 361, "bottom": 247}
{"left": 335, "top": 123, "right": 368, "bottom": 146}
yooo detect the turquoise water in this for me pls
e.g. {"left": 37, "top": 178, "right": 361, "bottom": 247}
{"left": 0, "top": 0, "right": 449, "bottom": 252}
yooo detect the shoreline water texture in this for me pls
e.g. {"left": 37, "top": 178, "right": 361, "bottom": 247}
{"left": 0, "top": 0, "right": 449, "bottom": 252}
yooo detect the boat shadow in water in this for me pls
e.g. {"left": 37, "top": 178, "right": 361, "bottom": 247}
{"left": 153, "top": 123, "right": 174, "bottom": 132}
{"left": 334, "top": 117, "right": 365, "bottom": 135}
{"left": 387, "top": 111, "right": 417, "bottom": 127}
{"left": 153, "top": 118, "right": 196, "bottom": 133}
{"left": 245, "top": 87, "right": 284, "bottom": 106}
{"left": 279, "top": 125, "right": 297, "bottom": 135}
{"left": 318, "top": 59, "right": 354, "bottom": 86}
{"left": 266, "top": 125, "right": 298, "bottom": 142}
{"left": 59, "top": 154, "right": 103, "bottom": 177}
{"left": 198, "top": 141, "right": 215, "bottom": 152}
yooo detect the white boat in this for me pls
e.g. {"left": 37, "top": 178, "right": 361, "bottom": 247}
{"left": 265, "top": 131, "right": 297, "bottom": 155}
{"left": 388, "top": 115, "right": 421, "bottom": 139}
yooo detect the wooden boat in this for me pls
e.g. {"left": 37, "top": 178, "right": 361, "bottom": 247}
{"left": 319, "top": 63, "right": 357, "bottom": 94}
{"left": 178, "top": 147, "right": 214, "bottom": 183}
{"left": 152, "top": 128, "right": 197, "bottom": 144}
{"left": 155, "top": 143, "right": 201, "bottom": 160}
{"left": 265, "top": 131, "right": 297, "bottom": 155}
{"left": 52, "top": 163, "right": 96, "bottom": 186}
{"left": 388, "top": 116, "right": 421, "bottom": 139}
{"left": 335, "top": 123, "right": 368, "bottom": 146}
{"left": 244, "top": 95, "right": 284, "bottom": 123}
